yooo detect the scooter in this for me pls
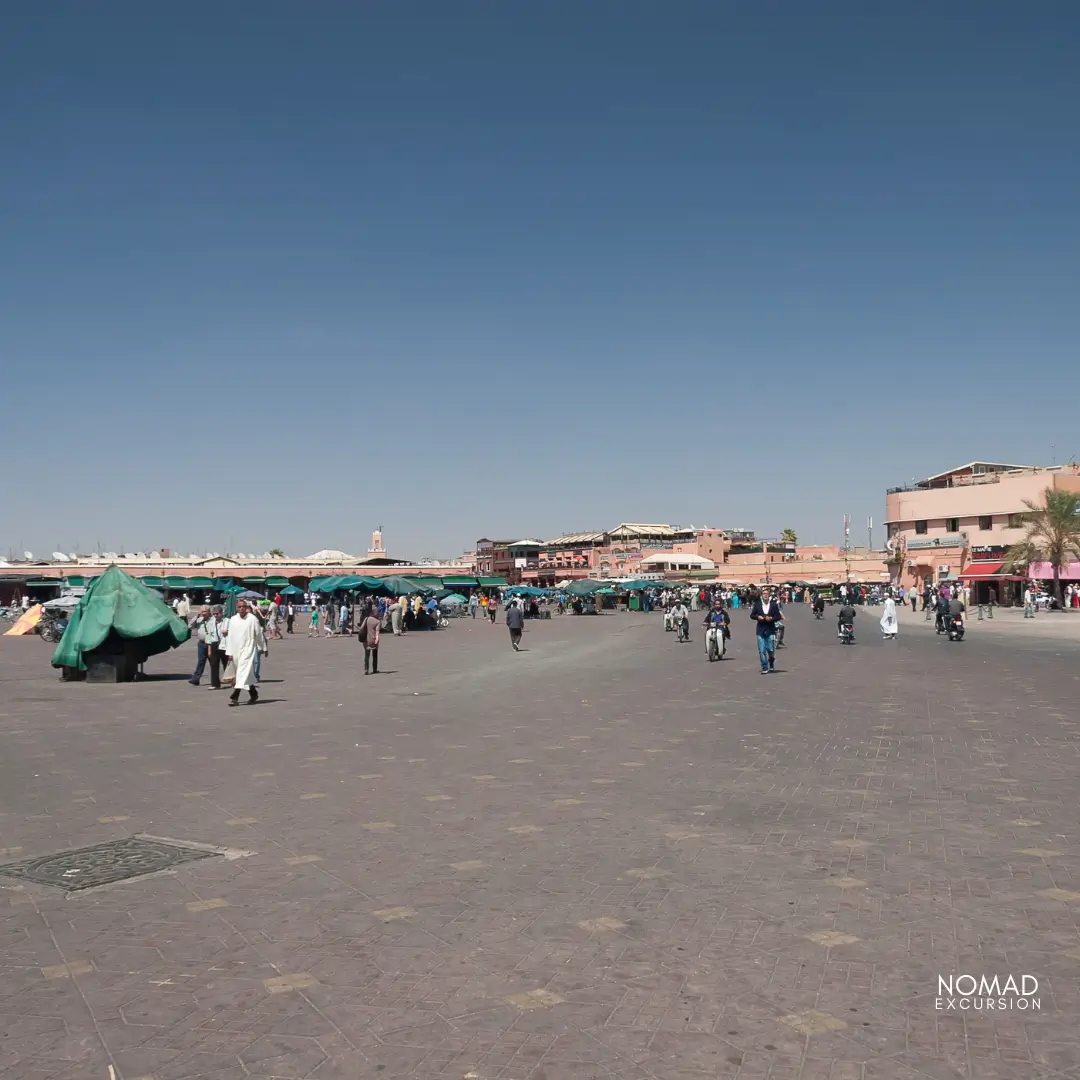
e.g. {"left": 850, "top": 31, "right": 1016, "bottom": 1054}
{"left": 838, "top": 622, "right": 855, "bottom": 644}
{"left": 946, "top": 615, "right": 965, "bottom": 641}
{"left": 705, "top": 626, "right": 726, "bottom": 662}
{"left": 676, "top": 617, "right": 689, "bottom": 643}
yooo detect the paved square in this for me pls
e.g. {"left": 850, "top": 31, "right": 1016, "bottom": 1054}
{"left": 1, "top": 606, "right": 1079, "bottom": 1078}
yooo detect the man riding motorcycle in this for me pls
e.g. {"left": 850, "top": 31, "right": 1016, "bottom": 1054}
{"left": 670, "top": 600, "right": 690, "bottom": 642}
{"left": 935, "top": 591, "right": 951, "bottom": 633}
{"left": 837, "top": 601, "right": 856, "bottom": 640}
{"left": 811, "top": 589, "right": 825, "bottom": 618}
{"left": 702, "top": 599, "right": 730, "bottom": 659}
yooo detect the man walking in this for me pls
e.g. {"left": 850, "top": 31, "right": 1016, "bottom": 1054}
{"left": 1023, "top": 585, "right": 1035, "bottom": 618}
{"left": 506, "top": 598, "right": 525, "bottom": 651}
{"left": 359, "top": 604, "right": 381, "bottom": 674}
{"left": 469, "top": 593, "right": 479, "bottom": 619}
{"left": 489, "top": 596, "right": 498, "bottom": 624}
{"left": 225, "top": 599, "right": 267, "bottom": 706}
{"left": 749, "top": 587, "right": 781, "bottom": 674}
{"left": 286, "top": 601, "right": 295, "bottom": 634}
{"left": 188, "top": 605, "right": 213, "bottom": 686}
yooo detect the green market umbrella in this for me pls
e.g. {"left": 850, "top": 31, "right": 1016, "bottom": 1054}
{"left": 279, "top": 584, "right": 304, "bottom": 595}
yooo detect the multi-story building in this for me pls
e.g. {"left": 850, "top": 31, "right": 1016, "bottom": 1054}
{"left": 884, "top": 461, "right": 1080, "bottom": 598}
{"left": 474, "top": 539, "right": 542, "bottom": 584}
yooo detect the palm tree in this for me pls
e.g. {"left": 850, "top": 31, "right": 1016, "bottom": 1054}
{"left": 780, "top": 528, "right": 797, "bottom": 545}
{"left": 1004, "top": 487, "right": 1080, "bottom": 607}
{"left": 268, "top": 548, "right": 285, "bottom": 558}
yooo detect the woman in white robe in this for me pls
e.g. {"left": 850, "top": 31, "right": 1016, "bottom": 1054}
{"left": 225, "top": 600, "right": 267, "bottom": 705}
{"left": 879, "top": 595, "right": 898, "bottom": 639}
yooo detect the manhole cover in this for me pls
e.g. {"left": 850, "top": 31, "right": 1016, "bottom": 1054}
{"left": 0, "top": 837, "right": 219, "bottom": 891}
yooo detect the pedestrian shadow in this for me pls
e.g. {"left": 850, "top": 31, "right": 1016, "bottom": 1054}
{"left": 137, "top": 673, "right": 193, "bottom": 682}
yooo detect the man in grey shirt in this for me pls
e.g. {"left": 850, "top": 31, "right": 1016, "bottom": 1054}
{"left": 506, "top": 600, "right": 525, "bottom": 651}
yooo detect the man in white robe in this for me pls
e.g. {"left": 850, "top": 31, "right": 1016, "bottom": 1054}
{"left": 225, "top": 599, "right": 267, "bottom": 706}
{"left": 879, "top": 595, "right": 898, "bottom": 639}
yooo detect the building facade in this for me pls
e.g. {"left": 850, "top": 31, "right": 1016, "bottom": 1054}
{"left": 884, "top": 461, "right": 1080, "bottom": 595}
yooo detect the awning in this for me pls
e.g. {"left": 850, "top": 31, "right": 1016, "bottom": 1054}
{"left": 140, "top": 575, "right": 165, "bottom": 587}
{"left": 187, "top": 576, "right": 214, "bottom": 589}
{"left": 266, "top": 576, "right": 290, "bottom": 587}
{"left": 242, "top": 576, "right": 266, "bottom": 585}
{"left": 477, "top": 577, "right": 507, "bottom": 587}
{"left": 442, "top": 576, "right": 478, "bottom": 586}
{"left": 165, "top": 576, "right": 188, "bottom": 588}
{"left": 1028, "top": 561, "right": 1080, "bottom": 580}
{"left": 26, "top": 578, "right": 62, "bottom": 587}
{"left": 958, "top": 562, "right": 1007, "bottom": 579}
{"left": 65, "top": 575, "right": 86, "bottom": 587}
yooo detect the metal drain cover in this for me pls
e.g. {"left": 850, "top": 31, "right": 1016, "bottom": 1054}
{"left": 0, "top": 836, "right": 219, "bottom": 891}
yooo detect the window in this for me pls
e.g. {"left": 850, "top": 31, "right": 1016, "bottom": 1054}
{"left": 915, "top": 520, "right": 928, "bottom": 535}
{"left": 979, "top": 515, "right": 993, "bottom": 531}
{"left": 946, "top": 517, "right": 959, "bottom": 533}
{"left": 1008, "top": 513, "right": 1024, "bottom": 529}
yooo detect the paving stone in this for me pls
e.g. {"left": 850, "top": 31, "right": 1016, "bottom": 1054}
{"left": 2, "top": 608, "right": 1079, "bottom": 1077}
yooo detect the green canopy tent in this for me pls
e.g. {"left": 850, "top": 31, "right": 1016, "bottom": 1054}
{"left": 279, "top": 584, "right": 305, "bottom": 595}
{"left": 564, "top": 579, "right": 607, "bottom": 597}
{"left": 408, "top": 576, "right": 445, "bottom": 592}
{"left": 617, "top": 580, "right": 658, "bottom": 591}
{"left": 379, "top": 577, "right": 423, "bottom": 597}
{"left": 52, "top": 566, "right": 191, "bottom": 677}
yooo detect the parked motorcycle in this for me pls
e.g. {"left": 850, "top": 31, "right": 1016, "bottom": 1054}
{"left": 37, "top": 612, "right": 69, "bottom": 644}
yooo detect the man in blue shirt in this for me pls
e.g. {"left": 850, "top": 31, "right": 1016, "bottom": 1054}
{"left": 749, "top": 587, "right": 782, "bottom": 674}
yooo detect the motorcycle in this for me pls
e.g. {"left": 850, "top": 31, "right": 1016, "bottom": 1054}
{"left": 946, "top": 615, "right": 965, "bottom": 641}
{"left": 705, "top": 625, "right": 727, "bottom": 662}
{"left": 838, "top": 622, "right": 855, "bottom": 645}
{"left": 676, "top": 617, "right": 689, "bottom": 643}
{"left": 37, "top": 612, "right": 69, "bottom": 644}
{"left": 813, "top": 604, "right": 824, "bottom": 620}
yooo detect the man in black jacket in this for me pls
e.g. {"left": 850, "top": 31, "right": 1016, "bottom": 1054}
{"left": 749, "top": 588, "right": 782, "bottom": 674}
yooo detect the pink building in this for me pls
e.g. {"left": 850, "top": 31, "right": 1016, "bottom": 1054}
{"left": 884, "top": 461, "right": 1080, "bottom": 595}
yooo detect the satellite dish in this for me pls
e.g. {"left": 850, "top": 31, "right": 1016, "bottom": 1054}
{"left": 23, "top": 551, "right": 33, "bottom": 560}
{"left": 52, "top": 551, "right": 70, "bottom": 562}
{"left": 103, "top": 551, "right": 118, "bottom": 559}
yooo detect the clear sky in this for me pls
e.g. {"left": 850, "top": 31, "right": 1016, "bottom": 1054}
{"left": 3, "top": 2, "right": 1078, "bottom": 561}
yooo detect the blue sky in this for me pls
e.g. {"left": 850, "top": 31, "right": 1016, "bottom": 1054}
{"left": 2, "top": 3, "right": 1078, "bottom": 560}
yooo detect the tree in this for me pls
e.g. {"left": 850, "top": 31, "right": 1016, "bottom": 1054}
{"left": 1004, "top": 487, "right": 1080, "bottom": 608}
{"left": 268, "top": 548, "right": 285, "bottom": 558}
{"left": 780, "top": 528, "right": 798, "bottom": 545}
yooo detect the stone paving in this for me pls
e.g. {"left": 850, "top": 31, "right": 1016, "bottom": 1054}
{"left": 2, "top": 607, "right": 1080, "bottom": 1079}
